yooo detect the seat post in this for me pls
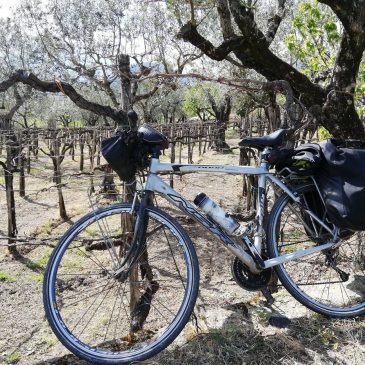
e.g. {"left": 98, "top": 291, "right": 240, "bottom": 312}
{"left": 151, "top": 145, "right": 162, "bottom": 159}
{"left": 260, "top": 147, "right": 272, "bottom": 168}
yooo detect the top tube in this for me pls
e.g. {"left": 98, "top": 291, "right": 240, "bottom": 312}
{"left": 149, "top": 158, "right": 270, "bottom": 175}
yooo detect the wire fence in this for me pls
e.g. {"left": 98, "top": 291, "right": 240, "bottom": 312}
{"left": 0, "top": 116, "right": 320, "bottom": 250}
{"left": 0, "top": 120, "right": 228, "bottom": 249}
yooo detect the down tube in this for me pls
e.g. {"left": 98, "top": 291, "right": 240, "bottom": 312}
{"left": 145, "top": 174, "right": 258, "bottom": 271}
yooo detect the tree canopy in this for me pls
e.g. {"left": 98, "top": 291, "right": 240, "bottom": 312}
{"left": 0, "top": 0, "right": 364, "bottom": 138}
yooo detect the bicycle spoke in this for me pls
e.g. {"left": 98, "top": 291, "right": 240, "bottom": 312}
{"left": 70, "top": 277, "right": 114, "bottom": 332}
{"left": 45, "top": 204, "right": 198, "bottom": 363}
{"left": 269, "top": 184, "right": 365, "bottom": 315}
{"left": 103, "top": 286, "right": 119, "bottom": 342}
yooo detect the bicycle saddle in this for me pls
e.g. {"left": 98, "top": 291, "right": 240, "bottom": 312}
{"left": 239, "top": 129, "right": 286, "bottom": 149}
{"left": 138, "top": 124, "right": 169, "bottom": 149}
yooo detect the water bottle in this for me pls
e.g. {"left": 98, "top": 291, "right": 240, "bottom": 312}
{"left": 193, "top": 193, "right": 240, "bottom": 234}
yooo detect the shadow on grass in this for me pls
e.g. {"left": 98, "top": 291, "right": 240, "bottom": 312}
{"left": 150, "top": 310, "right": 364, "bottom": 365}
{"left": 33, "top": 305, "right": 365, "bottom": 365}
{"left": 23, "top": 196, "right": 56, "bottom": 209}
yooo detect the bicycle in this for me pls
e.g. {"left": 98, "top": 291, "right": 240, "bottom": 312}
{"left": 43, "top": 125, "right": 365, "bottom": 365}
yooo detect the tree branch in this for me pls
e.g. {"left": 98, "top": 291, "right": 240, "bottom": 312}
{"left": 265, "top": 0, "right": 287, "bottom": 44}
{"left": 133, "top": 86, "right": 159, "bottom": 103}
{"left": 178, "top": 22, "right": 245, "bottom": 61}
{"left": 318, "top": 1, "right": 350, "bottom": 30}
{"left": 138, "top": 72, "right": 296, "bottom": 121}
{"left": 6, "top": 86, "right": 31, "bottom": 121}
{"left": 0, "top": 71, "right": 127, "bottom": 125}
{"left": 318, "top": 0, "right": 365, "bottom": 36}
{"left": 216, "top": 0, "right": 235, "bottom": 39}
{"left": 178, "top": 19, "right": 325, "bottom": 104}
{"left": 228, "top": 0, "right": 268, "bottom": 47}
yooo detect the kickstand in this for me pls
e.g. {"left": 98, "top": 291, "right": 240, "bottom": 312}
{"left": 261, "top": 287, "right": 274, "bottom": 306}
{"left": 261, "top": 287, "right": 292, "bottom": 328}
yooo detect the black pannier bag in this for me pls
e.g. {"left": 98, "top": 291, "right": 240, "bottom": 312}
{"left": 315, "top": 139, "right": 365, "bottom": 231}
{"left": 101, "top": 130, "right": 149, "bottom": 181}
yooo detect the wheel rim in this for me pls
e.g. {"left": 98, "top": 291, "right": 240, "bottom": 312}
{"left": 46, "top": 206, "right": 195, "bottom": 360}
{"left": 272, "top": 187, "right": 365, "bottom": 314}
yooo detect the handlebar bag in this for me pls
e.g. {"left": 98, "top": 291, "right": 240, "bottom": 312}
{"left": 101, "top": 130, "right": 149, "bottom": 181}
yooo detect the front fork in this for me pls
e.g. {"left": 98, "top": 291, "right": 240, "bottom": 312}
{"left": 114, "top": 190, "right": 153, "bottom": 279}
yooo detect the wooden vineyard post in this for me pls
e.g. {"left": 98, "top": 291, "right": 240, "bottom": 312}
{"left": 53, "top": 135, "right": 68, "bottom": 220}
{"left": 122, "top": 112, "right": 140, "bottom": 325}
{"left": 19, "top": 152, "right": 25, "bottom": 197}
{"left": 198, "top": 124, "right": 202, "bottom": 156}
{"left": 16, "top": 133, "right": 26, "bottom": 198}
{"left": 187, "top": 129, "right": 192, "bottom": 164}
{"left": 170, "top": 123, "right": 175, "bottom": 188}
{"left": 26, "top": 132, "right": 31, "bottom": 174}
{"left": 88, "top": 131, "right": 96, "bottom": 193}
{"left": 4, "top": 142, "right": 18, "bottom": 256}
{"left": 33, "top": 132, "right": 39, "bottom": 160}
{"left": 96, "top": 134, "right": 101, "bottom": 166}
{"left": 178, "top": 132, "right": 182, "bottom": 164}
{"left": 71, "top": 138, "right": 75, "bottom": 161}
{"left": 203, "top": 124, "right": 208, "bottom": 154}
{"left": 79, "top": 133, "right": 85, "bottom": 171}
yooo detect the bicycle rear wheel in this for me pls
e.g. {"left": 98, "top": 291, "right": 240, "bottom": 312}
{"left": 267, "top": 184, "right": 365, "bottom": 317}
{"left": 43, "top": 203, "right": 199, "bottom": 364}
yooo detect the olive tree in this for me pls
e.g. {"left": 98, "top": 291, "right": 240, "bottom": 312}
{"left": 178, "top": 0, "right": 365, "bottom": 139}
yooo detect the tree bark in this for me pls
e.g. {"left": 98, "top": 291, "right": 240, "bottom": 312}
{"left": 119, "top": 55, "right": 132, "bottom": 116}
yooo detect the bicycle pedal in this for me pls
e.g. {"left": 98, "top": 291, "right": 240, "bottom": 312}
{"left": 261, "top": 287, "right": 274, "bottom": 306}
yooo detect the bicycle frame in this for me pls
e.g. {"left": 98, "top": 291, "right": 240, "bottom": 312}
{"left": 115, "top": 153, "right": 338, "bottom": 277}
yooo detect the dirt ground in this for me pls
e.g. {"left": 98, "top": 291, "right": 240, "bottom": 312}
{"left": 0, "top": 136, "right": 364, "bottom": 365}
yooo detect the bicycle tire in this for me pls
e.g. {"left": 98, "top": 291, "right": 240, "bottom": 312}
{"left": 267, "top": 184, "right": 365, "bottom": 317}
{"left": 43, "top": 203, "right": 199, "bottom": 364}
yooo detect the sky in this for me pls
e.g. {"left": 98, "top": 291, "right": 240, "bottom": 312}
{"left": 0, "top": 0, "right": 21, "bottom": 18}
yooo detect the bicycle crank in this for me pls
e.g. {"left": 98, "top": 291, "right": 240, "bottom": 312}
{"left": 231, "top": 256, "right": 272, "bottom": 291}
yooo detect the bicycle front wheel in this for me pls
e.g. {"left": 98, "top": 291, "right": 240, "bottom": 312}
{"left": 267, "top": 184, "right": 365, "bottom": 317}
{"left": 43, "top": 203, "right": 199, "bottom": 364}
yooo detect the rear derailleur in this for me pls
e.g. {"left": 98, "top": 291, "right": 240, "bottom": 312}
{"left": 324, "top": 249, "right": 349, "bottom": 282}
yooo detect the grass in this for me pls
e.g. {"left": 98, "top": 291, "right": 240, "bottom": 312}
{"left": 42, "top": 335, "right": 58, "bottom": 347}
{"left": 225, "top": 127, "right": 240, "bottom": 139}
{"left": 30, "top": 165, "right": 48, "bottom": 174}
{"left": 0, "top": 271, "right": 16, "bottom": 283}
{"left": 70, "top": 207, "right": 88, "bottom": 216}
{"left": 36, "top": 221, "right": 54, "bottom": 236}
{"left": 26, "top": 273, "right": 44, "bottom": 282}
{"left": 60, "top": 258, "right": 83, "bottom": 272}
{"left": 25, "top": 249, "right": 52, "bottom": 271}
{"left": 85, "top": 226, "right": 98, "bottom": 237}
{"left": 6, "top": 352, "right": 21, "bottom": 364}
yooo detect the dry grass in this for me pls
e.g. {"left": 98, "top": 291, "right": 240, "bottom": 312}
{"left": 148, "top": 314, "right": 365, "bottom": 365}
{"left": 1, "top": 135, "right": 365, "bottom": 365}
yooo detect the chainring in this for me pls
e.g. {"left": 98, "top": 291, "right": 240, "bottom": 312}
{"left": 231, "top": 256, "right": 272, "bottom": 291}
